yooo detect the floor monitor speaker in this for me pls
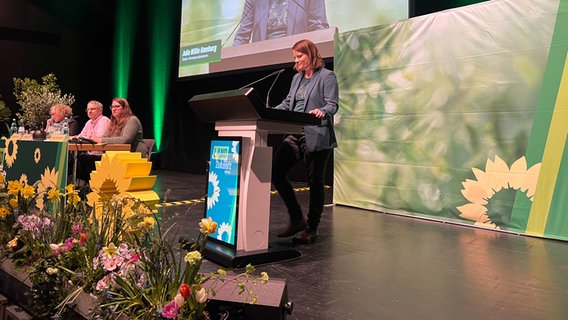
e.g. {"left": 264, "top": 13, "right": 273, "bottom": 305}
{"left": 204, "top": 277, "right": 292, "bottom": 320}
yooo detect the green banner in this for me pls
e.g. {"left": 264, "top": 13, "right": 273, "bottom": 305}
{"left": 3, "top": 139, "right": 68, "bottom": 189}
{"left": 334, "top": 0, "right": 568, "bottom": 240}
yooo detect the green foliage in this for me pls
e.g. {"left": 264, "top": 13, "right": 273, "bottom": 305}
{"left": 0, "top": 94, "right": 11, "bottom": 125}
{"left": 12, "top": 73, "right": 75, "bottom": 129}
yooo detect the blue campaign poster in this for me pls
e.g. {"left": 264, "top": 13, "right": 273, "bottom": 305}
{"left": 205, "top": 138, "right": 241, "bottom": 247}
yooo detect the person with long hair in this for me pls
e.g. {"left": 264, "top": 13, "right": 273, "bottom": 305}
{"left": 93, "top": 98, "right": 146, "bottom": 153}
{"left": 271, "top": 39, "right": 338, "bottom": 244}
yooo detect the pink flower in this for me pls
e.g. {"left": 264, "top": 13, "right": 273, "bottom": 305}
{"left": 49, "top": 243, "right": 60, "bottom": 257}
{"left": 102, "top": 258, "right": 118, "bottom": 271}
{"left": 96, "top": 275, "right": 111, "bottom": 291}
{"left": 71, "top": 223, "right": 84, "bottom": 234}
{"left": 62, "top": 237, "right": 75, "bottom": 251}
{"left": 161, "top": 300, "right": 179, "bottom": 319}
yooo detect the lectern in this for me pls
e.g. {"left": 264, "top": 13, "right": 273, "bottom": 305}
{"left": 188, "top": 87, "right": 320, "bottom": 268}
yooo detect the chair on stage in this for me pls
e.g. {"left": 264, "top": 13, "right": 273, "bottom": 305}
{"left": 142, "top": 138, "right": 155, "bottom": 159}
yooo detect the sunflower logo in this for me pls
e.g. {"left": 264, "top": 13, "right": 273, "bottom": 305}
{"left": 457, "top": 155, "right": 541, "bottom": 228}
{"left": 207, "top": 171, "right": 220, "bottom": 210}
{"left": 4, "top": 136, "right": 18, "bottom": 168}
{"left": 34, "top": 148, "right": 41, "bottom": 164}
{"left": 19, "top": 174, "right": 28, "bottom": 186}
{"left": 86, "top": 153, "right": 132, "bottom": 208}
{"left": 35, "top": 167, "right": 60, "bottom": 211}
{"left": 86, "top": 151, "right": 160, "bottom": 214}
{"left": 217, "top": 221, "right": 233, "bottom": 242}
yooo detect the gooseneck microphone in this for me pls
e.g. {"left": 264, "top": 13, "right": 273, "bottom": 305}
{"left": 238, "top": 68, "right": 286, "bottom": 90}
{"left": 265, "top": 69, "right": 285, "bottom": 108}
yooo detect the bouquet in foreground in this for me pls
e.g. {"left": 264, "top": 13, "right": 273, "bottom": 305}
{"left": 0, "top": 173, "right": 268, "bottom": 320}
{"left": 92, "top": 216, "right": 268, "bottom": 320}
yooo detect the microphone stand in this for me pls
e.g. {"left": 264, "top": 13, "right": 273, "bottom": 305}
{"left": 238, "top": 69, "right": 285, "bottom": 90}
{"left": 265, "top": 70, "right": 284, "bottom": 108}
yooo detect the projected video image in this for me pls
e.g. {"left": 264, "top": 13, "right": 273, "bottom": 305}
{"left": 179, "top": 0, "right": 408, "bottom": 78}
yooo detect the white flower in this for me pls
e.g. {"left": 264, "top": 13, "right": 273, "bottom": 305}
{"left": 196, "top": 287, "right": 207, "bottom": 303}
{"left": 46, "top": 267, "right": 59, "bottom": 275}
{"left": 174, "top": 293, "right": 185, "bottom": 308}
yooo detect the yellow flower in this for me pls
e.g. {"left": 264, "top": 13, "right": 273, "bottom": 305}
{"left": 47, "top": 188, "right": 61, "bottom": 201}
{"left": 7, "top": 237, "right": 19, "bottom": 249}
{"left": 137, "top": 216, "right": 156, "bottom": 231}
{"left": 7, "top": 180, "right": 22, "bottom": 196}
{"left": 261, "top": 272, "right": 269, "bottom": 283}
{"left": 66, "top": 190, "right": 81, "bottom": 206}
{"left": 199, "top": 217, "right": 218, "bottom": 235}
{"left": 0, "top": 173, "right": 5, "bottom": 184}
{"left": 184, "top": 251, "right": 202, "bottom": 265}
{"left": 9, "top": 198, "right": 18, "bottom": 208}
{"left": 65, "top": 184, "right": 75, "bottom": 194}
{"left": 102, "top": 243, "right": 118, "bottom": 258}
{"left": 22, "top": 185, "right": 35, "bottom": 199}
{"left": 0, "top": 207, "right": 10, "bottom": 218}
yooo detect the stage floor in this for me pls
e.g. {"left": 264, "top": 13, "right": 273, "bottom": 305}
{"left": 153, "top": 169, "right": 568, "bottom": 320}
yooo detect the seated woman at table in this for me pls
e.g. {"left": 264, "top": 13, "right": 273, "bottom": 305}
{"left": 76, "top": 98, "right": 147, "bottom": 185}
{"left": 46, "top": 104, "right": 80, "bottom": 136}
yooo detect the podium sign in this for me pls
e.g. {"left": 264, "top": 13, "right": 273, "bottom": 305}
{"left": 205, "top": 137, "right": 241, "bottom": 248}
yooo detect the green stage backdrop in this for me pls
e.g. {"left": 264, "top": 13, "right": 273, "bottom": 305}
{"left": 334, "top": 0, "right": 568, "bottom": 240}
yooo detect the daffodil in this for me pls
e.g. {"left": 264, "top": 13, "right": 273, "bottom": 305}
{"left": 47, "top": 188, "right": 61, "bottom": 201}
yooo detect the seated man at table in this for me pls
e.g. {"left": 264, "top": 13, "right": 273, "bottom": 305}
{"left": 75, "top": 100, "right": 110, "bottom": 186}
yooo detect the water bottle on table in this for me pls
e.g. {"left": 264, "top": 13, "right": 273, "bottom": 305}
{"left": 9, "top": 119, "right": 17, "bottom": 136}
{"left": 62, "top": 117, "right": 69, "bottom": 136}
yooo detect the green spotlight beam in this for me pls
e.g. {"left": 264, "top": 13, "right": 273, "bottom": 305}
{"left": 113, "top": 0, "right": 138, "bottom": 99}
{"left": 148, "top": 0, "right": 175, "bottom": 152}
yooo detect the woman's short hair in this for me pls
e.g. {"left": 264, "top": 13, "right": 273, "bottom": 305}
{"left": 293, "top": 39, "right": 325, "bottom": 71}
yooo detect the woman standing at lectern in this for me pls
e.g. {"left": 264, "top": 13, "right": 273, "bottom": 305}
{"left": 271, "top": 39, "right": 338, "bottom": 244}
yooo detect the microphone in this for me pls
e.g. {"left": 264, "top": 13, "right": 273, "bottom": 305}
{"left": 238, "top": 68, "right": 285, "bottom": 90}
{"left": 266, "top": 69, "right": 285, "bottom": 108}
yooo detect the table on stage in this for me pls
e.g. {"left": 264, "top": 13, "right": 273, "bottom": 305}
{"left": 68, "top": 142, "right": 131, "bottom": 184}
{"left": 68, "top": 142, "right": 131, "bottom": 152}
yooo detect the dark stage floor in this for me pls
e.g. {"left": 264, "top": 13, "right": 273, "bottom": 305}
{"left": 152, "top": 169, "right": 568, "bottom": 320}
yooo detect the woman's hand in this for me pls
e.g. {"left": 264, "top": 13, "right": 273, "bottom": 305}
{"left": 309, "top": 108, "right": 325, "bottom": 118}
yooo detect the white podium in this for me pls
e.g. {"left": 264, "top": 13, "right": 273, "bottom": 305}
{"left": 188, "top": 88, "right": 320, "bottom": 267}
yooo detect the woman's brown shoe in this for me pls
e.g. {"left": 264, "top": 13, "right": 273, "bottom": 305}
{"left": 277, "top": 220, "right": 307, "bottom": 237}
{"left": 293, "top": 229, "right": 319, "bottom": 244}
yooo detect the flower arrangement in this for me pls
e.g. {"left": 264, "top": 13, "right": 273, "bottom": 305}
{"left": 12, "top": 73, "right": 75, "bottom": 129}
{"left": 0, "top": 171, "right": 269, "bottom": 319}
